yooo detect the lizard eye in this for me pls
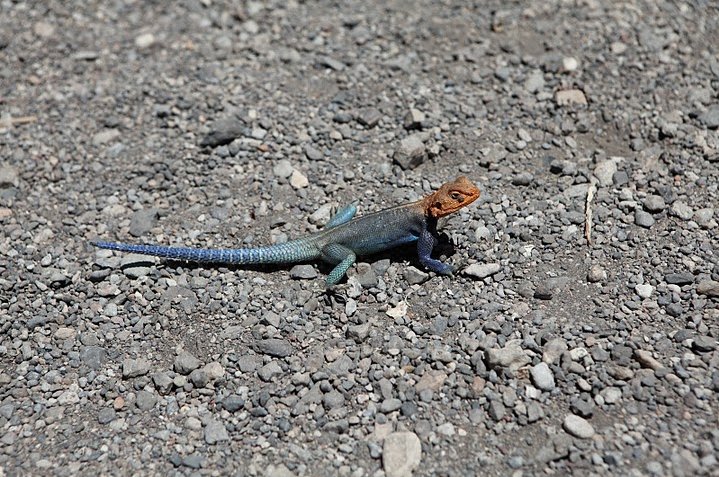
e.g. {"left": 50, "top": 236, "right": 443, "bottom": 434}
{"left": 450, "top": 192, "right": 462, "bottom": 201}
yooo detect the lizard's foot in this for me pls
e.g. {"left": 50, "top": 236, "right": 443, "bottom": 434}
{"left": 421, "top": 257, "right": 454, "bottom": 275}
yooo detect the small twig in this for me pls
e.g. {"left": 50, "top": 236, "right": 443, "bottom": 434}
{"left": 11, "top": 115, "right": 38, "bottom": 125}
{"left": 584, "top": 179, "right": 597, "bottom": 246}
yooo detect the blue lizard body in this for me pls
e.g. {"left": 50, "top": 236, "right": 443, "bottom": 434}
{"left": 92, "top": 177, "right": 480, "bottom": 285}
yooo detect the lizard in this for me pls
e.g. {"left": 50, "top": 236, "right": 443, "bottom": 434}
{"left": 91, "top": 176, "right": 481, "bottom": 285}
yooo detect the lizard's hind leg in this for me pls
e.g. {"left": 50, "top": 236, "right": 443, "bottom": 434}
{"left": 320, "top": 243, "right": 357, "bottom": 285}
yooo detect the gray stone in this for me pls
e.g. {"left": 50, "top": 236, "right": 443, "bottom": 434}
{"left": 122, "top": 358, "right": 150, "bottom": 378}
{"left": 174, "top": 351, "right": 201, "bottom": 375}
{"left": 380, "top": 398, "right": 402, "bottom": 413}
{"left": 304, "top": 145, "right": 324, "bottom": 161}
{"left": 635, "top": 284, "right": 654, "bottom": 299}
{"left": 635, "top": 210, "right": 655, "bottom": 228}
{"left": 643, "top": 195, "right": 666, "bottom": 213}
{"left": 346, "top": 322, "right": 370, "bottom": 342}
{"left": 135, "top": 390, "right": 158, "bottom": 411}
{"left": 587, "top": 265, "right": 607, "bottom": 283}
{"left": 563, "top": 414, "right": 595, "bottom": 439}
{"left": 524, "top": 70, "right": 545, "bottom": 93}
{"left": 692, "top": 336, "right": 716, "bottom": 352}
{"left": 273, "top": 159, "right": 294, "bottom": 179}
{"left": 464, "top": 263, "right": 501, "bottom": 279}
{"left": 594, "top": 159, "right": 618, "bottom": 187}
{"left": 322, "top": 390, "right": 345, "bottom": 409}
{"left": 258, "top": 361, "right": 283, "bottom": 381}
{"left": 404, "top": 108, "right": 425, "bottom": 130}
{"left": 356, "top": 108, "right": 382, "bottom": 127}
{"left": 200, "top": 117, "right": 244, "bottom": 147}
{"left": 698, "top": 106, "right": 719, "bottom": 129}
{"left": 152, "top": 372, "right": 173, "bottom": 394}
{"left": 129, "top": 208, "right": 159, "bottom": 237}
{"left": 530, "top": 362, "right": 555, "bottom": 391}
{"left": 0, "top": 165, "right": 19, "bottom": 188}
{"left": 697, "top": 280, "right": 719, "bottom": 297}
{"left": 289, "top": 264, "right": 317, "bottom": 279}
{"left": 204, "top": 419, "right": 229, "bottom": 444}
{"left": 317, "top": 56, "right": 345, "bottom": 71}
{"left": 383, "top": 432, "right": 422, "bottom": 477}
{"left": 81, "top": 346, "right": 107, "bottom": 370}
{"left": 256, "top": 338, "right": 294, "bottom": 357}
{"left": 393, "top": 134, "right": 426, "bottom": 170}
{"left": 189, "top": 369, "right": 210, "bottom": 388}
{"left": 404, "top": 266, "right": 429, "bottom": 285}
{"left": 665, "top": 272, "right": 694, "bottom": 285}
{"left": 489, "top": 400, "right": 506, "bottom": 421}
{"left": 671, "top": 201, "right": 694, "bottom": 220}
{"left": 694, "top": 208, "right": 714, "bottom": 227}
{"left": 222, "top": 395, "right": 245, "bottom": 412}
{"left": 486, "top": 343, "right": 530, "bottom": 372}
{"left": 97, "top": 408, "right": 116, "bottom": 424}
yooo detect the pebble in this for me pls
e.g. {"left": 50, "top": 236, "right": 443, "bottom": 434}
{"left": 635, "top": 210, "right": 655, "bottom": 228}
{"left": 289, "top": 264, "right": 317, "bottom": 279}
{"left": 464, "top": 263, "right": 501, "bottom": 279}
{"left": 129, "top": 208, "right": 158, "bottom": 237}
{"left": 671, "top": 201, "right": 694, "bottom": 220}
{"left": 289, "top": 169, "right": 309, "bottom": 189}
{"left": 594, "top": 159, "right": 618, "bottom": 187}
{"left": 404, "top": 266, "right": 429, "bottom": 285}
{"left": 273, "top": 160, "right": 294, "bottom": 179}
{"left": 643, "top": 195, "right": 666, "bottom": 213}
{"left": 393, "top": 134, "right": 426, "bottom": 170}
{"left": 356, "top": 108, "right": 382, "bottom": 127}
{"left": 80, "top": 346, "right": 107, "bottom": 370}
{"left": 486, "top": 343, "right": 531, "bottom": 372}
{"left": 256, "top": 338, "right": 294, "bottom": 358}
{"left": 525, "top": 70, "right": 545, "bottom": 93}
{"left": 556, "top": 89, "right": 587, "bottom": 106}
{"left": 635, "top": 284, "right": 654, "bottom": 299}
{"left": 563, "top": 414, "right": 595, "bottom": 439}
{"left": 0, "top": 165, "right": 20, "bottom": 188}
{"left": 698, "top": 105, "right": 719, "bottom": 129}
{"left": 174, "top": 351, "right": 201, "bottom": 375}
{"left": 204, "top": 419, "right": 230, "bottom": 444}
{"left": 697, "top": 280, "right": 719, "bottom": 297}
{"left": 587, "top": 265, "right": 608, "bottom": 283}
{"left": 304, "top": 145, "right": 324, "bottom": 161}
{"left": 530, "top": 362, "right": 555, "bottom": 391}
{"left": 692, "top": 336, "right": 716, "bottom": 352}
{"left": 135, "top": 390, "right": 158, "bottom": 411}
{"left": 404, "top": 108, "right": 425, "bottom": 129}
{"left": 200, "top": 117, "right": 244, "bottom": 147}
{"left": 383, "top": 432, "right": 422, "bottom": 477}
{"left": 665, "top": 272, "right": 694, "bottom": 285}
{"left": 122, "top": 358, "right": 151, "bottom": 378}
{"left": 135, "top": 33, "right": 155, "bottom": 49}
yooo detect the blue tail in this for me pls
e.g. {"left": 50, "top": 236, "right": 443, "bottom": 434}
{"left": 91, "top": 240, "right": 319, "bottom": 264}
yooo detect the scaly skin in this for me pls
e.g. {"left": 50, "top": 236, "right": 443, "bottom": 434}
{"left": 92, "top": 176, "right": 481, "bottom": 285}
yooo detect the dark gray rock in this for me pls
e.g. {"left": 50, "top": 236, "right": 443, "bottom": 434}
{"left": 256, "top": 338, "right": 294, "bottom": 357}
{"left": 174, "top": 351, "right": 201, "bottom": 375}
{"left": 200, "top": 117, "right": 244, "bottom": 147}
{"left": 129, "top": 208, "right": 159, "bottom": 237}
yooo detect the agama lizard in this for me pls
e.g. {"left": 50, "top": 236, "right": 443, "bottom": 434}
{"left": 92, "top": 176, "right": 480, "bottom": 285}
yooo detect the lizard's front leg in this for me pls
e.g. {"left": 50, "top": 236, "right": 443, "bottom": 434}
{"left": 417, "top": 228, "right": 453, "bottom": 275}
{"left": 321, "top": 243, "right": 357, "bottom": 285}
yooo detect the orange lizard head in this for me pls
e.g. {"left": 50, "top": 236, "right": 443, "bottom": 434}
{"left": 422, "top": 176, "right": 481, "bottom": 218}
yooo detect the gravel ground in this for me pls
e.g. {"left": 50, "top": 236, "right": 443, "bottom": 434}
{"left": 2, "top": 1, "right": 719, "bottom": 476}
